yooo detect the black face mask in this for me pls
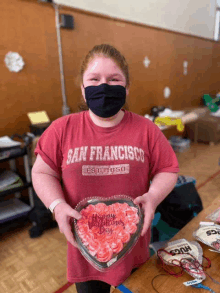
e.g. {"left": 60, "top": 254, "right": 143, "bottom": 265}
{"left": 84, "top": 83, "right": 126, "bottom": 118}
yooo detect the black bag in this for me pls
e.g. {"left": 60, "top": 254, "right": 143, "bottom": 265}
{"left": 155, "top": 182, "right": 203, "bottom": 230}
{"left": 28, "top": 190, "right": 57, "bottom": 238}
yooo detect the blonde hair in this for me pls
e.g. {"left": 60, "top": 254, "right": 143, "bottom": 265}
{"left": 78, "top": 44, "right": 130, "bottom": 112}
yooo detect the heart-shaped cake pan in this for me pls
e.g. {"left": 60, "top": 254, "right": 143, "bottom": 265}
{"left": 72, "top": 195, "right": 144, "bottom": 271}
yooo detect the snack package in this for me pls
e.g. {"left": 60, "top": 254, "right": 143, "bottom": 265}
{"left": 193, "top": 224, "right": 220, "bottom": 253}
{"left": 206, "top": 207, "right": 220, "bottom": 223}
{"left": 158, "top": 239, "right": 206, "bottom": 280}
{"left": 72, "top": 195, "right": 144, "bottom": 271}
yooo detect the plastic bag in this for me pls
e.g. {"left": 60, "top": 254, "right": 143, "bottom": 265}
{"left": 72, "top": 195, "right": 144, "bottom": 271}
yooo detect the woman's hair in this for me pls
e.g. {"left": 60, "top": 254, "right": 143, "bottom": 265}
{"left": 78, "top": 44, "right": 130, "bottom": 112}
{"left": 80, "top": 44, "right": 130, "bottom": 87}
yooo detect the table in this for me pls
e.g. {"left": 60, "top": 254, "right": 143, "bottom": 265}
{"left": 156, "top": 107, "right": 208, "bottom": 157}
{"left": 185, "top": 112, "right": 220, "bottom": 145}
{"left": 112, "top": 196, "right": 220, "bottom": 293}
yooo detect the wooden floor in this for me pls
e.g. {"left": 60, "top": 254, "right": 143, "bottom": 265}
{"left": 0, "top": 142, "right": 220, "bottom": 293}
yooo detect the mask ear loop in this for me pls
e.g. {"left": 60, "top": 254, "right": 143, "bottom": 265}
{"left": 158, "top": 249, "right": 220, "bottom": 286}
{"left": 157, "top": 249, "right": 184, "bottom": 277}
{"left": 157, "top": 249, "right": 211, "bottom": 277}
{"left": 180, "top": 253, "right": 220, "bottom": 285}
{"left": 180, "top": 253, "right": 206, "bottom": 277}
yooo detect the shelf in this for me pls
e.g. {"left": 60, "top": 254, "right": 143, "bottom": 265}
{"left": 0, "top": 182, "right": 32, "bottom": 197}
{"left": 0, "top": 147, "right": 26, "bottom": 163}
{"left": 0, "top": 198, "right": 32, "bottom": 224}
{"left": 0, "top": 142, "right": 34, "bottom": 225}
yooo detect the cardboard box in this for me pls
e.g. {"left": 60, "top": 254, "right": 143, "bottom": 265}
{"left": 186, "top": 112, "right": 220, "bottom": 143}
{"left": 27, "top": 111, "right": 51, "bottom": 136}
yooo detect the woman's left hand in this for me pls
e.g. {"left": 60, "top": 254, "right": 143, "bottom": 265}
{"left": 133, "top": 193, "right": 157, "bottom": 236}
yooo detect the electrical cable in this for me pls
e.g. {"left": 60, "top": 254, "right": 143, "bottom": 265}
{"left": 156, "top": 248, "right": 220, "bottom": 292}
{"left": 205, "top": 271, "right": 220, "bottom": 286}
{"left": 151, "top": 274, "right": 168, "bottom": 293}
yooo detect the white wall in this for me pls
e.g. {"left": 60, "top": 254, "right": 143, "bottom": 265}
{"left": 54, "top": 0, "right": 218, "bottom": 40}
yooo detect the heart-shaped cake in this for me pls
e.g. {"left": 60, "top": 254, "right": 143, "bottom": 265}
{"left": 73, "top": 195, "right": 144, "bottom": 271}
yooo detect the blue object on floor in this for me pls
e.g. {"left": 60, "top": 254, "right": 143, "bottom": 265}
{"left": 117, "top": 284, "right": 133, "bottom": 293}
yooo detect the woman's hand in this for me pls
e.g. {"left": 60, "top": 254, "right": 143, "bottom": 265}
{"left": 54, "top": 202, "right": 82, "bottom": 247}
{"left": 133, "top": 193, "right": 156, "bottom": 236}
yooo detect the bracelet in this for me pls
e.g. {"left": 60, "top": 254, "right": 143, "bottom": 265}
{"left": 48, "top": 199, "right": 66, "bottom": 213}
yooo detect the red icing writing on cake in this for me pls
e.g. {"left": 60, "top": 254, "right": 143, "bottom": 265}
{"left": 76, "top": 202, "right": 139, "bottom": 262}
{"left": 88, "top": 214, "right": 125, "bottom": 234}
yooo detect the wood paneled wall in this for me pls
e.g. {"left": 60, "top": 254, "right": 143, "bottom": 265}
{"left": 1, "top": 0, "right": 220, "bottom": 137}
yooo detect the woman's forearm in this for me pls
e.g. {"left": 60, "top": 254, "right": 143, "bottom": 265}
{"left": 147, "top": 172, "right": 178, "bottom": 209}
{"left": 32, "top": 171, "right": 66, "bottom": 208}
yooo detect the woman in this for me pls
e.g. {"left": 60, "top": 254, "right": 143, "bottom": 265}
{"left": 32, "top": 44, "right": 179, "bottom": 293}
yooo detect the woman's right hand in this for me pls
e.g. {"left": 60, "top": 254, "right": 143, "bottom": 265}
{"left": 54, "top": 202, "right": 82, "bottom": 248}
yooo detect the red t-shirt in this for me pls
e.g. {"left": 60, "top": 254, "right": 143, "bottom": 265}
{"left": 35, "top": 110, "right": 179, "bottom": 286}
